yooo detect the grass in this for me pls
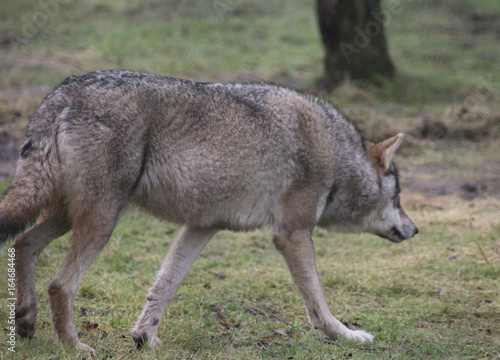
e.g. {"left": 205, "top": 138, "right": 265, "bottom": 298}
{"left": 0, "top": 0, "right": 499, "bottom": 359}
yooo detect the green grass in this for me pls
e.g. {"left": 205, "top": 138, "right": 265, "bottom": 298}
{"left": 0, "top": 0, "right": 499, "bottom": 359}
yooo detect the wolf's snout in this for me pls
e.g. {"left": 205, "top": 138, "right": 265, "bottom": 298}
{"left": 407, "top": 218, "right": 419, "bottom": 238}
{"left": 378, "top": 221, "right": 418, "bottom": 243}
{"left": 401, "top": 222, "right": 419, "bottom": 240}
{"left": 413, "top": 226, "right": 419, "bottom": 237}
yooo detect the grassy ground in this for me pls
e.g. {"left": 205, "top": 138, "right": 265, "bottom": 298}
{"left": 0, "top": 0, "right": 499, "bottom": 359}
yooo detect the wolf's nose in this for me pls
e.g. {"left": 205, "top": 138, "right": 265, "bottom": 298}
{"left": 413, "top": 227, "right": 419, "bottom": 236}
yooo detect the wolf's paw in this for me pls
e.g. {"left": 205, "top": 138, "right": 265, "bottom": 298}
{"left": 15, "top": 306, "right": 37, "bottom": 339}
{"left": 344, "top": 329, "right": 374, "bottom": 343}
{"left": 132, "top": 328, "right": 162, "bottom": 348}
{"left": 15, "top": 320, "right": 36, "bottom": 339}
{"left": 76, "top": 340, "right": 96, "bottom": 354}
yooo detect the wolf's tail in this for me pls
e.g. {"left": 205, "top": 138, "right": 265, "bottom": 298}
{"left": 0, "top": 100, "right": 62, "bottom": 244}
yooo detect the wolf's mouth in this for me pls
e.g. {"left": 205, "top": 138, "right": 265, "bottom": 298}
{"left": 391, "top": 226, "right": 406, "bottom": 240}
{"left": 378, "top": 225, "right": 419, "bottom": 243}
{"left": 375, "top": 227, "right": 406, "bottom": 243}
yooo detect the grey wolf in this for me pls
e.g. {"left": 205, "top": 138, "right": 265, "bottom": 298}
{"left": 0, "top": 70, "right": 418, "bottom": 352}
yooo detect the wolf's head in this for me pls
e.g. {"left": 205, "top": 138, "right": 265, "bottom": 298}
{"left": 318, "top": 133, "right": 418, "bottom": 243}
{"left": 364, "top": 133, "right": 419, "bottom": 242}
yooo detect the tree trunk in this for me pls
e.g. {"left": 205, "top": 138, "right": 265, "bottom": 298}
{"left": 317, "top": 0, "right": 395, "bottom": 89}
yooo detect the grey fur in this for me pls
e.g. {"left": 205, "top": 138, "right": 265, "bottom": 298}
{"left": 0, "top": 70, "right": 418, "bottom": 351}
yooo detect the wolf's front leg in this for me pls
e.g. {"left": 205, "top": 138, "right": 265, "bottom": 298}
{"left": 132, "top": 226, "right": 216, "bottom": 348}
{"left": 273, "top": 228, "right": 374, "bottom": 343}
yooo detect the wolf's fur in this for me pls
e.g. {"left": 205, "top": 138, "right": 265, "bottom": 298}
{"left": 0, "top": 70, "right": 418, "bottom": 351}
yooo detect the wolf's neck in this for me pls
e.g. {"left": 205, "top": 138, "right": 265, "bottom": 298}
{"left": 318, "top": 147, "right": 379, "bottom": 231}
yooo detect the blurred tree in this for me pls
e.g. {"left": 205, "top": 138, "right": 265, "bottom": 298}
{"left": 317, "top": 0, "right": 395, "bottom": 89}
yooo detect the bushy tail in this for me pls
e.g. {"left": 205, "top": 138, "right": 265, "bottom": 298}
{"left": 0, "top": 107, "right": 61, "bottom": 244}
{"left": 0, "top": 160, "right": 55, "bottom": 243}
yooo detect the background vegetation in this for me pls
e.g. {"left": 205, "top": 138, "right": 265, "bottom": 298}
{"left": 0, "top": 0, "right": 499, "bottom": 359}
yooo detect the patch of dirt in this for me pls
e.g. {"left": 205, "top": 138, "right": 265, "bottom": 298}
{"left": 415, "top": 106, "right": 500, "bottom": 141}
{"left": 0, "top": 129, "right": 22, "bottom": 178}
{"left": 0, "top": 36, "right": 14, "bottom": 50}
{"left": 401, "top": 141, "right": 500, "bottom": 200}
{"left": 403, "top": 175, "right": 498, "bottom": 201}
{"left": 0, "top": 84, "right": 52, "bottom": 179}
{"left": 344, "top": 103, "right": 500, "bottom": 147}
{"left": 0, "top": 85, "right": 52, "bottom": 126}
{"left": 470, "top": 13, "right": 500, "bottom": 38}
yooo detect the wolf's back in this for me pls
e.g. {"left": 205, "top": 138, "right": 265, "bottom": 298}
{"left": 0, "top": 89, "right": 64, "bottom": 243}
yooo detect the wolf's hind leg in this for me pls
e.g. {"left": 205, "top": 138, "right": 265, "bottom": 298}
{"left": 273, "top": 228, "right": 374, "bottom": 343}
{"left": 47, "top": 207, "right": 121, "bottom": 352}
{"left": 14, "top": 205, "right": 71, "bottom": 339}
{"left": 132, "top": 226, "right": 217, "bottom": 348}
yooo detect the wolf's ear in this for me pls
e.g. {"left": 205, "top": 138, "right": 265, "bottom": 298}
{"left": 371, "top": 133, "right": 404, "bottom": 171}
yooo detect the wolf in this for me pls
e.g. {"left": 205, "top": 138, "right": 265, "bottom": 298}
{"left": 0, "top": 70, "right": 418, "bottom": 352}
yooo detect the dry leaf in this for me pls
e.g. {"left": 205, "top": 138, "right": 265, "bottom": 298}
{"left": 273, "top": 328, "right": 287, "bottom": 335}
{"left": 81, "top": 320, "right": 99, "bottom": 331}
